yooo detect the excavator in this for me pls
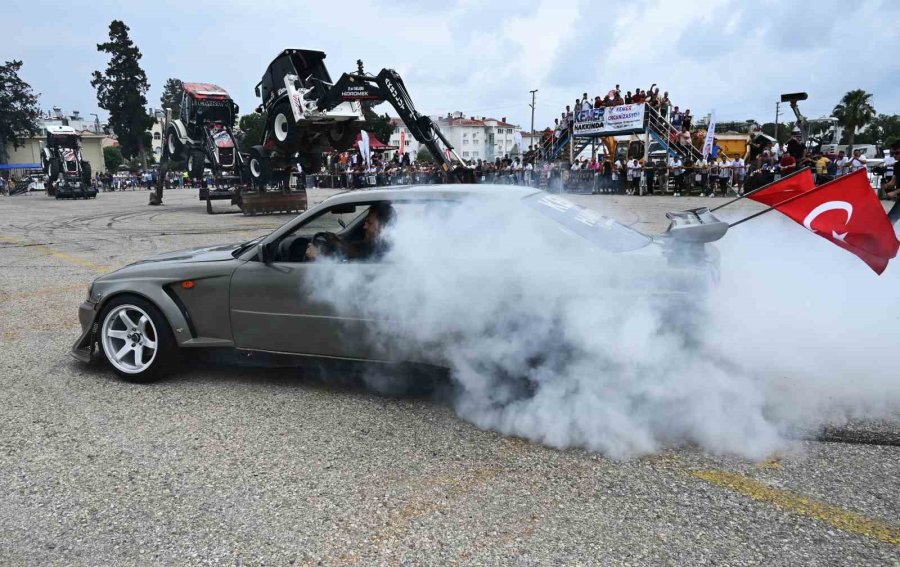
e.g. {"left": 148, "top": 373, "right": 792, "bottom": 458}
{"left": 246, "top": 49, "right": 473, "bottom": 195}
{"left": 151, "top": 49, "right": 472, "bottom": 214}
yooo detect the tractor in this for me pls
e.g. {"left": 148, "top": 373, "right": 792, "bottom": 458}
{"left": 41, "top": 126, "right": 98, "bottom": 199}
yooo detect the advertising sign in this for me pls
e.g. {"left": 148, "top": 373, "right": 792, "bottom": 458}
{"left": 573, "top": 104, "right": 646, "bottom": 137}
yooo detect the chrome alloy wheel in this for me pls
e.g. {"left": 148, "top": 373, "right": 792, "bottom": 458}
{"left": 101, "top": 304, "right": 159, "bottom": 374}
{"left": 250, "top": 158, "right": 262, "bottom": 177}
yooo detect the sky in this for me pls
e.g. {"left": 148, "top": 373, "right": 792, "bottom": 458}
{"left": 5, "top": 0, "right": 899, "bottom": 131}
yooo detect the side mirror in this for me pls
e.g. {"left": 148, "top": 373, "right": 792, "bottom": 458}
{"left": 258, "top": 242, "right": 273, "bottom": 264}
{"left": 254, "top": 85, "right": 261, "bottom": 98}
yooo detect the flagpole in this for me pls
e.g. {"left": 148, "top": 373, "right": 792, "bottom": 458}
{"left": 728, "top": 169, "right": 861, "bottom": 228}
{"left": 710, "top": 167, "right": 811, "bottom": 212}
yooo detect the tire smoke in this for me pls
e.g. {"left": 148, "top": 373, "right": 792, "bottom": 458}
{"left": 308, "top": 196, "right": 900, "bottom": 459}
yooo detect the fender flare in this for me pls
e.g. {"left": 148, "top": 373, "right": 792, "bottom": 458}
{"left": 167, "top": 120, "right": 190, "bottom": 144}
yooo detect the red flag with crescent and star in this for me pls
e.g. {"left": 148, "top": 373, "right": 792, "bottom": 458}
{"left": 766, "top": 169, "right": 899, "bottom": 274}
{"left": 748, "top": 168, "right": 815, "bottom": 206}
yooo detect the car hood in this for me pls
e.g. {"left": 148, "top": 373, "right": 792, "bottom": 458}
{"left": 132, "top": 243, "right": 241, "bottom": 265}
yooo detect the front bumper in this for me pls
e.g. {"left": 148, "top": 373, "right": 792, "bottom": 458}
{"left": 70, "top": 299, "right": 99, "bottom": 363}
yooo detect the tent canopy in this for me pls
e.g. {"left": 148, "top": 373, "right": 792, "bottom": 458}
{"left": 352, "top": 133, "right": 397, "bottom": 151}
{"left": 0, "top": 163, "right": 41, "bottom": 170}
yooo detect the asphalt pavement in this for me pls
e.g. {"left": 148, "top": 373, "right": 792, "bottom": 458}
{"left": 0, "top": 187, "right": 897, "bottom": 565}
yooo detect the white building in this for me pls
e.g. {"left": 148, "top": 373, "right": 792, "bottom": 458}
{"left": 387, "top": 112, "right": 521, "bottom": 163}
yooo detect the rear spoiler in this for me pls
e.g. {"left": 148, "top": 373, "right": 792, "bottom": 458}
{"left": 664, "top": 207, "right": 728, "bottom": 243}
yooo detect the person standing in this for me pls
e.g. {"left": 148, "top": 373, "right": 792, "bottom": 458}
{"left": 883, "top": 148, "right": 896, "bottom": 186}
{"left": 786, "top": 129, "right": 804, "bottom": 162}
{"left": 626, "top": 158, "right": 640, "bottom": 195}
{"left": 834, "top": 150, "right": 850, "bottom": 176}
{"left": 848, "top": 149, "right": 867, "bottom": 174}
{"left": 881, "top": 143, "right": 900, "bottom": 223}
{"left": 732, "top": 155, "right": 746, "bottom": 194}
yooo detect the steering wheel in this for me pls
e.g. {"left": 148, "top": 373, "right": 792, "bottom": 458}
{"left": 311, "top": 232, "right": 340, "bottom": 256}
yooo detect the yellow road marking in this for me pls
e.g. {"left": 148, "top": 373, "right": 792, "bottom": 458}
{"left": 0, "top": 236, "right": 109, "bottom": 273}
{"left": 692, "top": 470, "right": 900, "bottom": 546}
{"left": 0, "top": 283, "right": 85, "bottom": 301}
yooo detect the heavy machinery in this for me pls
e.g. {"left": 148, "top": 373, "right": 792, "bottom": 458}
{"left": 248, "top": 49, "right": 472, "bottom": 188}
{"left": 150, "top": 82, "right": 284, "bottom": 213}
{"left": 41, "top": 125, "right": 98, "bottom": 199}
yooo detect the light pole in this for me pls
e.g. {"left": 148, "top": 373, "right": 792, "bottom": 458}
{"left": 529, "top": 89, "right": 538, "bottom": 158}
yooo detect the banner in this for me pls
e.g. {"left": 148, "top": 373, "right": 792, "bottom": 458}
{"left": 702, "top": 110, "right": 716, "bottom": 159}
{"left": 398, "top": 130, "right": 405, "bottom": 155}
{"left": 573, "top": 104, "right": 645, "bottom": 137}
{"left": 359, "top": 130, "right": 371, "bottom": 166}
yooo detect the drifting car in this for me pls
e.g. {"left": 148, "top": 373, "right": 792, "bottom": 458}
{"left": 72, "top": 185, "right": 725, "bottom": 381}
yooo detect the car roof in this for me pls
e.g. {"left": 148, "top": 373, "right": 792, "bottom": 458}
{"left": 183, "top": 82, "right": 231, "bottom": 99}
{"left": 320, "top": 184, "right": 540, "bottom": 207}
{"left": 45, "top": 125, "right": 78, "bottom": 136}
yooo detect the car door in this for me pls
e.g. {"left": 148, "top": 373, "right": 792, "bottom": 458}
{"left": 228, "top": 205, "right": 379, "bottom": 360}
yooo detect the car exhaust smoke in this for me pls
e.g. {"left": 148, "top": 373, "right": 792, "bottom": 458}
{"left": 307, "top": 198, "right": 900, "bottom": 459}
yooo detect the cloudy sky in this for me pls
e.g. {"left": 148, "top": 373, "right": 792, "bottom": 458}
{"left": 6, "top": 0, "right": 899, "bottom": 130}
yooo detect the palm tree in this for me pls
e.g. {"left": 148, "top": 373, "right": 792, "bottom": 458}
{"left": 832, "top": 89, "right": 876, "bottom": 154}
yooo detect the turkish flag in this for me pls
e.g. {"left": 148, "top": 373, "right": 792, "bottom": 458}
{"left": 748, "top": 168, "right": 815, "bottom": 206}
{"left": 771, "top": 169, "right": 900, "bottom": 274}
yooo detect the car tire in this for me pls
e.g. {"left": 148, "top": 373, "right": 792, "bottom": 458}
{"left": 48, "top": 158, "right": 61, "bottom": 182}
{"left": 166, "top": 126, "right": 184, "bottom": 161}
{"left": 270, "top": 103, "right": 297, "bottom": 146}
{"left": 188, "top": 150, "right": 206, "bottom": 180}
{"left": 328, "top": 123, "right": 361, "bottom": 152}
{"left": 98, "top": 295, "right": 177, "bottom": 382}
{"left": 246, "top": 146, "right": 271, "bottom": 189}
{"left": 81, "top": 160, "right": 92, "bottom": 186}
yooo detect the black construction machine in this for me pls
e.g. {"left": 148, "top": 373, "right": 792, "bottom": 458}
{"left": 247, "top": 49, "right": 473, "bottom": 189}
{"left": 151, "top": 82, "right": 293, "bottom": 214}
{"left": 41, "top": 126, "right": 98, "bottom": 199}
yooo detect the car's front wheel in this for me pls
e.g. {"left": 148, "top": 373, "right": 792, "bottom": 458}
{"left": 98, "top": 295, "right": 176, "bottom": 382}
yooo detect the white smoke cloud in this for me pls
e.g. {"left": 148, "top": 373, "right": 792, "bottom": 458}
{"left": 307, "top": 195, "right": 900, "bottom": 460}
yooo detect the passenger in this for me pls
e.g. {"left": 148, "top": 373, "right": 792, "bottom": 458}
{"left": 306, "top": 202, "right": 396, "bottom": 261}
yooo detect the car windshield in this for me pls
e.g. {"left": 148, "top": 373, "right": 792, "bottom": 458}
{"left": 521, "top": 193, "right": 652, "bottom": 253}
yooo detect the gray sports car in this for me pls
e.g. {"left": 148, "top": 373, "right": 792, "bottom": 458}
{"left": 72, "top": 185, "right": 727, "bottom": 381}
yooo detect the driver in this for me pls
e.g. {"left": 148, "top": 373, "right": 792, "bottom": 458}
{"left": 306, "top": 202, "right": 396, "bottom": 261}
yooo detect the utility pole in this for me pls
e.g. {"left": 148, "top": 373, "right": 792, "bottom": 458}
{"left": 529, "top": 89, "right": 538, "bottom": 157}
{"left": 774, "top": 102, "right": 780, "bottom": 149}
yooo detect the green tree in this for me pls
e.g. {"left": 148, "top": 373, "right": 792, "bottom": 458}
{"left": 760, "top": 121, "right": 796, "bottom": 144}
{"left": 159, "top": 78, "right": 183, "bottom": 118}
{"left": 0, "top": 60, "right": 41, "bottom": 164}
{"left": 362, "top": 106, "right": 394, "bottom": 144}
{"left": 103, "top": 146, "right": 123, "bottom": 171}
{"left": 832, "top": 89, "right": 875, "bottom": 154}
{"left": 854, "top": 113, "right": 900, "bottom": 148}
{"left": 416, "top": 145, "right": 433, "bottom": 162}
{"left": 91, "top": 20, "right": 153, "bottom": 163}
{"left": 238, "top": 112, "right": 267, "bottom": 148}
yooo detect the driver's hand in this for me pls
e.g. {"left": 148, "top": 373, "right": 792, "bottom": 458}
{"left": 305, "top": 243, "right": 318, "bottom": 260}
